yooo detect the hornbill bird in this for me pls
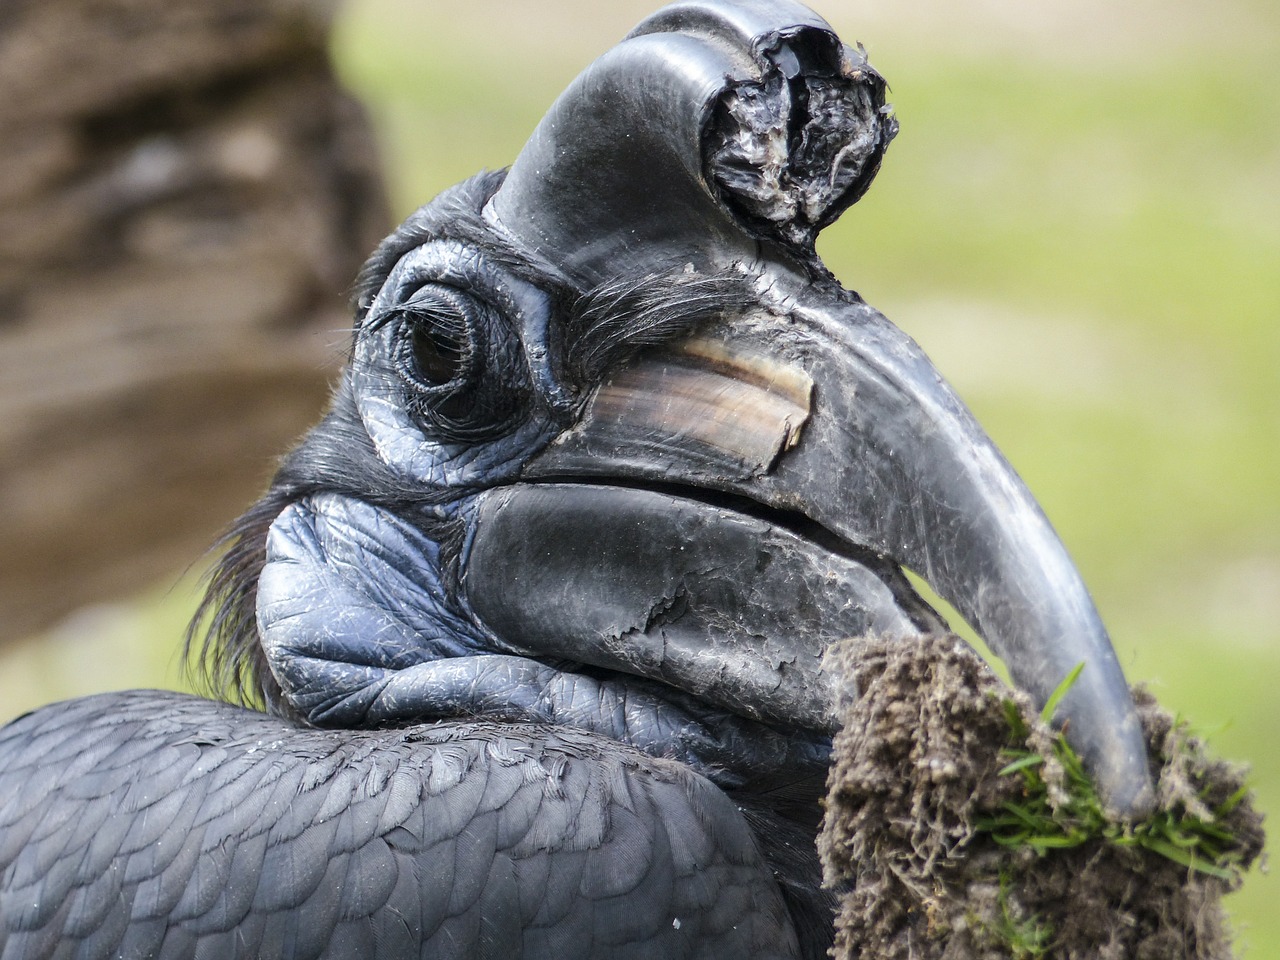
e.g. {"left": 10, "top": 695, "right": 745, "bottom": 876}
{"left": 0, "top": 2, "right": 1156, "bottom": 957}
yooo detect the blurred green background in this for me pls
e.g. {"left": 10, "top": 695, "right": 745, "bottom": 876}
{"left": 2, "top": 0, "right": 1275, "bottom": 952}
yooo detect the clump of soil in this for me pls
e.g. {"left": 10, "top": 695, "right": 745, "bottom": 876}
{"left": 819, "top": 634, "right": 1266, "bottom": 960}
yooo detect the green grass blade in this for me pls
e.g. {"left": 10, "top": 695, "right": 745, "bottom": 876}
{"left": 1041, "top": 662, "right": 1086, "bottom": 724}
{"left": 998, "top": 754, "right": 1046, "bottom": 776}
{"left": 1139, "top": 838, "right": 1235, "bottom": 880}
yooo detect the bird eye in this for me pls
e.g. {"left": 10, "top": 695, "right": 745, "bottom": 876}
{"left": 377, "top": 281, "right": 523, "bottom": 442}
{"left": 352, "top": 240, "right": 549, "bottom": 465}
{"left": 409, "top": 322, "right": 466, "bottom": 386}
{"left": 392, "top": 285, "right": 478, "bottom": 395}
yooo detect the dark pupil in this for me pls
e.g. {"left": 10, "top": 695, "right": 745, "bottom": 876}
{"left": 396, "top": 285, "right": 475, "bottom": 392}
{"left": 410, "top": 319, "right": 466, "bottom": 386}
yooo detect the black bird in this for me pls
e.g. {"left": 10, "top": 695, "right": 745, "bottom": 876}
{"left": 0, "top": 2, "right": 1155, "bottom": 957}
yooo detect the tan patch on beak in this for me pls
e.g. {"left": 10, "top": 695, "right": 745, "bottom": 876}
{"left": 582, "top": 334, "right": 813, "bottom": 472}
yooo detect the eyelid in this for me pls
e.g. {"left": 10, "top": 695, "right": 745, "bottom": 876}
{"left": 363, "top": 280, "right": 484, "bottom": 335}
{"left": 391, "top": 289, "right": 481, "bottom": 395}
{"left": 403, "top": 281, "right": 464, "bottom": 305}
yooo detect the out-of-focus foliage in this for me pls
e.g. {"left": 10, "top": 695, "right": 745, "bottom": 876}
{"left": 3, "top": 0, "right": 1274, "bottom": 953}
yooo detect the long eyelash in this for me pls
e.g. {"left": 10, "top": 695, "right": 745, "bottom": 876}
{"left": 564, "top": 267, "right": 755, "bottom": 384}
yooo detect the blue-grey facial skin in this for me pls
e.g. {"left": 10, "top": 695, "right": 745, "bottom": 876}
{"left": 258, "top": 491, "right": 832, "bottom": 786}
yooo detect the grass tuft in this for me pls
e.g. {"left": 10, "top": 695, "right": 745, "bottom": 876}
{"left": 976, "top": 665, "right": 1253, "bottom": 882}
{"left": 991, "top": 872, "right": 1053, "bottom": 959}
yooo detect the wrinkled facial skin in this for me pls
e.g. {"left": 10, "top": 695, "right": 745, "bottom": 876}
{"left": 215, "top": 0, "right": 1152, "bottom": 815}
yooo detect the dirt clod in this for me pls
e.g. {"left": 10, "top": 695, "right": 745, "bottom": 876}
{"left": 819, "top": 634, "right": 1266, "bottom": 959}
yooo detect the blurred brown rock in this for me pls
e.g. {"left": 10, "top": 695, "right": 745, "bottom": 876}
{"left": 0, "top": 0, "right": 391, "bottom": 643}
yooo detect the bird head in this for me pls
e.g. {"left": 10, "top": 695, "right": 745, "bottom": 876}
{"left": 193, "top": 0, "right": 1154, "bottom": 817}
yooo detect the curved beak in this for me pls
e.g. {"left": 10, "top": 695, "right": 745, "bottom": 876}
{"left": 476, "top": 0, "right": 1154, "bottom": 816}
